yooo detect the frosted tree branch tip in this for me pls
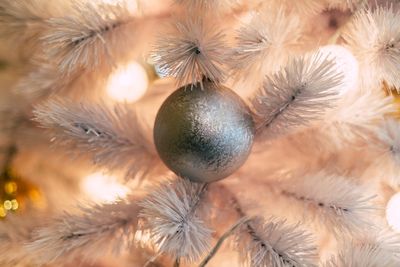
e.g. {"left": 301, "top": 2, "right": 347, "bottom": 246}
{"left": 41, "top": 0, "right": 151, "bottom": 75}
{"left": 151, "top": 16, "right": 228, "bottom": 88}
{"left": 235, "top": 216, "right": 318, "bottom": 267}
{"left": 33, "top": 98, "right": 159, "bottom": 179}
{"left": 376, "top": 118, "right": 400, "bottom": 165}
{"left": 230, "top": 7, "right": 301, "bottom": 86}
{"left": 279, "top": 173, "right": 377, "bottom": 236}
{"left": 139, "top": 178, "right": 212, "bottom": 263}
{"left": 26, "top": 198, "right": 141, "bottom": 264}
{"left": 252, "top": 51, "right": 344, "bottom": 139}
{"left": 343, "top": 5, "right": 400, "bottom": 91}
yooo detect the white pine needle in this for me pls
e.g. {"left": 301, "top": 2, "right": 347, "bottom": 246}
{"left": 33, "top": 98, "right": 159, "bottom": 179}
{"left": 0, "top": 214, "right": 43, "bottom": 266}
{"left": 139, "top": 179, "right": 212, "bottom": 263}
{"left": 268, "top": 0, "right": 325, "bottom": 15}
{"left": 15, "top": 55, "right": 124, "bottom": 99}
{"left": 151, "top": 16, "right": 228, "bottom": 87}
{"left": 235, "top": 217, "right": 318, "bottom": 267}
{"left": 252, "top": 52, "right": 344, "bottom": 139}
{"left": 174, "top": 0, "right": 238, "bottom": 11}
{"left": 343, "top": 5, "right": 400, "bottom": 90}
{"left": 42, "top": 1, "right": 138, "bottom": 75}
{"left": 325, "top": 242, "right": 398, "bottom": 267}
{"left": 26, "top": 197, "right": 141, "bottom": 264}
{"left": 291, "top": 0, "right": 325, "bottom": 15}
{"left": 326, "top": 0, "right": 360, "bottom": 11}
{"left": 14, "top": 61, "right": 73, "bottom": 98}
{"left": 321, "top": 90, "right": 394, "bottom": 145}
{"left": 231, "top": 8, "right": 301, "bottom": 87}
{"left": 325, "top": 221, "right": 400, "bottom": 266}
{"left": 358, "top": 229, "right": 400, "bottom": 261}
{"left": 0, "top": 0, "right": 49, "bottom": 36}
{"left": 279, "top": 174, "right": 376, "bottom": 236}
{"left": 299, "top": 90, "right": 396, "bottom": 150}
{"left": 376, "top": 118, "right": 400, "bottom": 165}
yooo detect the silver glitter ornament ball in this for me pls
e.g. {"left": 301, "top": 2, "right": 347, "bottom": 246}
{"left": 154, "top": 82, "right": 255, "bottom": 183}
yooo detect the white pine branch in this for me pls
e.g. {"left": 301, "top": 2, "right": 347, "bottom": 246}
{"left": 41, "top": 1, "right": 149, "bottom": 75}
{"left": 325, "top": 243, "right": 400, "bottom": 267}
{"left": 252, "top": 52, "right": 343, "bottom": 139}
{"left": 151, "top": 16, "right": 228, "bottom": 87}
{"left": 359, "top": 229, "right": 400, "bottom": 261}
{"left": 14, "top": 57, "right": 115, "bottom": 99}
{"left": 279, "top": 174, "right": 376, "bottom": 236}
{"left": 33, "top": 98, "right": 159, "bottom": 179}
{"left": 231, "top": 8, "right": 301, "bottom": 87}
{"left": 0, "top": 214, "right": 43, "bottom": 266}
{"left": 14, "top": 60, "right": 75, "bottom": 98}
{"left": 26, "top": 197, "right": 140, "bottom": 264}
{"left": 235, "top": 217, "right": 318, "bottom": 267}
{"left": 343, "top": 5, "right": 400, "bottom": 90}
{"left": 139, "top": 178, "right": 213, "bottom": 263}
{"left": 0, "top": 0, "right": 50, "bottom": 36}
{"left": 320, "top": 90, "right": 394, "bottom": 146}
{"left": 277, "top": 91, "right": 393, "bottom": 153}
{"left": 199, "top": 217, "right": 251, "bottom": 267}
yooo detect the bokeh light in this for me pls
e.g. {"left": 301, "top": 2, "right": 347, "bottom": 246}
{"left": 319, "top": 45, "right": 359, "bottom": 95}
{"left": 81, "top": 172, "right": 129, "bottom": 203}
{"left": 106, "top": 61, "right": 149, "bottom": 103}
{"left": 386, "top": 192, "right": 400, "bottom": 232}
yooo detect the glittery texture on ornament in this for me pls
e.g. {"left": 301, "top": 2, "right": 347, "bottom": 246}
{"left": 154, "top": 82, "right": 255, "bottom": 183}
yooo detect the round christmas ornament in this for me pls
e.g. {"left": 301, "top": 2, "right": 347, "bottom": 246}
{"left": 154, "top": 81, "right": 255, "bottom": 183}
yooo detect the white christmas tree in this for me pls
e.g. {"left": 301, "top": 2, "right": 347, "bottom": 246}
{"left": 0, "top": 0, "right": 400, "bottom": 266}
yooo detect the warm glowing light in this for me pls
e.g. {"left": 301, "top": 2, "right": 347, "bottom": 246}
{"left": 134, "top": 230, "right": 152, "bottom": 245}
{"left": 0, "top": 207, "right": 6, "bottom": 218}
{"left": 81, "top": 172, "right": 129, "bottom": 203}
{"left": 386, "top": 192, "right": 400, "bottom": 232}
{"left": 3, "top": 200, "right": 12, "bottom": 210}
{"left": 11, "top": 199, "right": 18, "bottom": 210}
{"left": 99, "top": 0, "right": 138, "bottom": 13}
{"left": 4, "top": 181, "right": 17, "bottom": 194}
{"left": 106, "top": 61, "right": 148, "bottom": 103}
{"left": 319, "top": 45, "right": 359, "bottom": 95}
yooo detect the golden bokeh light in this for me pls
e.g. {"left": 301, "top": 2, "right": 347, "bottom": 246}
{"left": 11, "top": 199, "right": 18, "bottom": 210}
{"left": 3, "top": 200, "right": 12, "bottom": 210}
{"left": 0, "top": 167, "right": 44, "bottom": 219}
